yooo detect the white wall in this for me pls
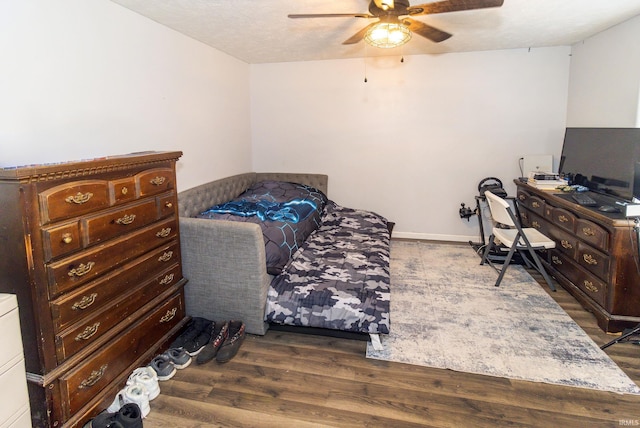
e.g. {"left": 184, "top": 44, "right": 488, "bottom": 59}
{"left": 0, "top": 0, "right": 251, "bottom": 191}
{"left": 566, "top": 15, "right": 640, "bottom": 127}
{"left": 251, "top": 47, "right": 571, "bottom": 241}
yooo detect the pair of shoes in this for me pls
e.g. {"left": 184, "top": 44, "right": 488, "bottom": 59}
{"left": 106, "top": 384, "right": 150, "bottom": 418}
{"left": 196, "top": 321, "right": 229, "bottom": 364}
{"left": 148, "top": 354, "right": 177, "bottom": 381}
{"left": 148, "top": 347, "right": 191, "bottom": 381}
{"left": 85, "top": 403, "right": 143, "bottom": 428}
{"left": 126, "top": 367, "right": 160, "bottom": 400}
{"left": 161, "top": 347, "right": 192, "bottom": 369}
{"left": 171, "top": 317, "right": 213, "bottom": 356}
{"left": 215, "top": 320, "right": 246, "bottom": 364}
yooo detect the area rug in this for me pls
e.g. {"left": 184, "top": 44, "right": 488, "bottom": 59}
{"left": 366, "top": 240, "right": 640, "bottom": 395}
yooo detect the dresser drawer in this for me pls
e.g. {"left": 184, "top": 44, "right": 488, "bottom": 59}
{"left": 547, "top": 226, "right": 577, "bottom": 258}
{"left": 527, "top": 195, "right": 546, "bottom": 215}
{"left": 42, "top": 220, "right": 82, "bottom": 262}
{"left": 50, "top": 241, "right": 181, "bottom": 333}
{"left": 549, "top": 207, "right": 575, "bottom": 233}
{"left": 109, "top": 177, "right": 137, "bottom": 205}
{"left": 549, "top": 249, "right": 606, "bottom": 306}
{"left": 58, "top": 292, "right": 184, "bottom": 418}
{"left": 46, "top": 218, "right": 178, "bottom": 296}
{"left": 136, "top": 168, "right": 175, "bottom": 197}
{"left": 82, "top": 199, "right": 159, "bottom": 246}
{"left": 39, "top": 180, "right": 111, "bottom": 224}
{"left": 577, "top": 242, "right": 610, "bottom": 281}
{"left": 55, "top": 263, "right": 183, "bottom": 362}
{"left": 157, "top": 192, "right": 177, "bottom": 219}
{"left": 575, "top": 219, "right": 609, "bottom": 251}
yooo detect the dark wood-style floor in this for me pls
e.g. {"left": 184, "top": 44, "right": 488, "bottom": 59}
{"left": 144, "top": 251, "right": 640, "bottom": 427}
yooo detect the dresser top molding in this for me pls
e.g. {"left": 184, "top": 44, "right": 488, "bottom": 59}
{"left": 0, "top": 151, "right": 183, "bottom": 184}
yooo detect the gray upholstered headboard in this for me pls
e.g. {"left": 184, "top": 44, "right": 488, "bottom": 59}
{"left": 178, "top": 172, "right": 328, "bottom": 218}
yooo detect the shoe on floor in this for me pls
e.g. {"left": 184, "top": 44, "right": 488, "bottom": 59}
{"left": 196, "top": 321, "right": 229, "bottom": 365}
{"left": 148, "top": 353, "right": 177, "bottom": 381}
{"left": 170, "top": 317, "right": 212, "bottom": 349}
{"left": 126, "top": 366, "right": 160, "bottom": 400}
{"left": 216, "top": 320, "right": 246, "bottom": 363}
{"left": 183, "top": 320, "right": 213, "bottom": 356}
{"left": 106, "top": 384, "right": 150, "bottom": 418}
{"left": 86, "top": 403, "right": 143, "bottom": 428}
{"left": 161, "top": 347, "right": 192, "bottom": 369}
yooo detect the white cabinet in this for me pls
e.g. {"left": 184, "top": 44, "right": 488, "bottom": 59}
{"left": 0, "top": 294, "right": 30, "bottom": 428}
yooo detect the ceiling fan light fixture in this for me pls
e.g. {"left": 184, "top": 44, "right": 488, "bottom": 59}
{"left": 364, "top": 21, "right": 411, "bottom": 49}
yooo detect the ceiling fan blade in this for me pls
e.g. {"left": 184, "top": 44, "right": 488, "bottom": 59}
{"left": 342, "top": 22, "right": 378, "bottom": 45}
{"left": 403, "top": 18, "right": 452, "bottom": 43}
{"left": 288, "top": 13, "right": 373, "bottom": 19}
{"left": 408, "top": 0, "right": 504, "bottom": 16}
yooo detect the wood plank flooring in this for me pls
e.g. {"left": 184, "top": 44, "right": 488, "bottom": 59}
{"left": 143, "top": 253, "right": 640, "bottom": 427}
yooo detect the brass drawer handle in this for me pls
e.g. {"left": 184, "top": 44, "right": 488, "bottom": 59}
{"left": 583, "top": 254, "right": 598, "bottom": 265}
{"left": 584, "top": 281, "right": 598, "bottom": 293}
{"left": 121, "top": 187, "right": 129, "bottom": 195}
{"left": 518, "top": 194, "right": 526, "bottom": 201}
{"left": 158, "top": 251, "right": 173, "bottom": 262}
{"left": 551, "top": 255, "right": 563, "bottom": 265}
{"left": 561, "top": 240, "right": 573, "bottom": 249}
{"left": 115, "top": 214, "right": 136, "bottom": 225}
{"left": 68, "top": 261, "right": 95, "bottom": 277}
{"left": 521, "top": 212, "right": 528, "bottom": 220}
{"left": 160, "top": 307, "right": 177, "bottom": 323}
{"left": 532, "top": 202, "right": 540, "bottom": 208}
{"left": 532, "top": 221, "right": 540, "bottom": 229}
{"left": 65, "top": 192, "right": 93, "bottom": 205}
{"left": 165, "top": 201, "right": 173, "bottom": 209}
{"left": 72, "top": 293, "right": 98, "bottom": 310}
{"left": 62, "top": 233, "right": 73, "bottom": 244}
{"left": 582, "top": 227, "right": 595, "bottom": 236}
{"left": 156, "top": 228, "right": 171, "bottom": 238}
{"left": 75, "top": 322, "right": 100, "bottom": 341}
{"left": 558, "top": 215, "right": 569, "bottom": 223}
{"left": 79, "top": 364, "right": 107, "bottom": 389}
{"left": 159, "top": 273, "right": 175, "bottom": 285}
{"left": 150, "top": 176, "right": 166, "bottom": 186}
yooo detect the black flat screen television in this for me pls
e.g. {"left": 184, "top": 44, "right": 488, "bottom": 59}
{"left": 559, "top": 128, "right": 640, "bottom": 202}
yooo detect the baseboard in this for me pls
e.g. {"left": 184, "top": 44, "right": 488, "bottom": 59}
{"left": 392, "top": 231, "right": 478, "bottom": 242}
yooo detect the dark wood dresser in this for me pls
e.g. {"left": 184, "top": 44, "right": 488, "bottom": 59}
{"left": 0, "top": 152, "right": 189, "bottom": 427}
{"left": 515, "top": 181, "right": 640, "bottom": 333}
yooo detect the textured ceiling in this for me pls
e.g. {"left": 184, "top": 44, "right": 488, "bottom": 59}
{"left": 109, "top": 0, "right": 640, "bottom": 64}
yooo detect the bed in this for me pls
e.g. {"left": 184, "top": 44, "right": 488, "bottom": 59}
{"left": 177, "top": 172, "right": 390, "bottom": 345}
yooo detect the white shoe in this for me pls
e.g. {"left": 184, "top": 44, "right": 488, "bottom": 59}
{"left": 106, "top": 384, "right": 151, "bottom": 418}
{"left": 126, "top": 366, "right": 160, "bottom": 400}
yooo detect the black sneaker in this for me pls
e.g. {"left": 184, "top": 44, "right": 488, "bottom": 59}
{"left": 85, "top": 403, "right": 142, "bottom": 428}
{"left": 216, "top": 321, "right": 246, "bottom": 363}
{"left": 196, "top": 321, "right": 229, "bottom": 365}
{"left": 183, "top": 320, "right": 213, "bottom": 356}
{"left": 170, "top": 317, "right": 211, "bottom": 349}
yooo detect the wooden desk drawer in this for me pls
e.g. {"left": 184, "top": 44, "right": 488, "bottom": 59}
{"left": 55, "top": 264, "right": 182, "bottom": 362}
{"left": 157, "top": 192, "right": 177, "bottom": 219}
{"left": 547, "top": 226, "right": 577, "bottom": 258}
{"left": 82, "top": 199, "right": 158, "bottom": 246}
{"left": 576, "top": 219, "right": 608, "bottom": 251}
{"left": 46, "top": 218, "right": 178, "bottom": 296}
{"left": 549, "top": 249, "right": 606, "bottom": 306}
{"left": 549, "top": 207, "right": 575, "bottom": 233}
{"left": 39, "top": 180, "right": 111, "bottom": 224}
{"left": 51, "top": 241, "right": 181, "bottom": 333}
{"left": 527, "top": 195, "right": 546, "bottom": 215}
{"left": 58, "top": 292, "right": 184, "bottom": 418}
{"left": 577, "top": 242, "right": 609, "bottom": 281}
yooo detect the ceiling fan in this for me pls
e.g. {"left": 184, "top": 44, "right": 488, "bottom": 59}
{"left": 288, "top": 0, "right": 505, "bottom": 47}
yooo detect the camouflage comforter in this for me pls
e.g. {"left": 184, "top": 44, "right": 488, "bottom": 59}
{"left": 265, "top": 201, "right": 391, "bottom": 334}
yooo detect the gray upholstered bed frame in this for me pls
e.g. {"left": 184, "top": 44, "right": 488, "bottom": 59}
{"left": 178, "top": 172, "right": 328, "bottom": 335}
